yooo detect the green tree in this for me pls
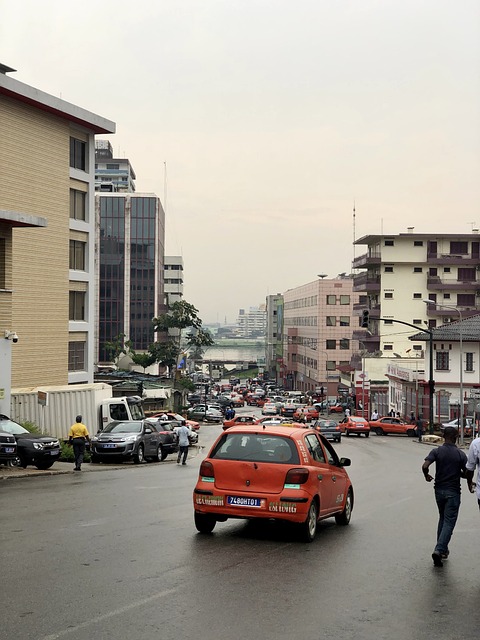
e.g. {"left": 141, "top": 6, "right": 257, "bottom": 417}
{"left": 104, "top": 333, "right": 128, "bottom": 364}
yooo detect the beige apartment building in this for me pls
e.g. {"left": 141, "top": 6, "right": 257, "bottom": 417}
{"left": 352, "top": 231, "right": 480, "bottom": 356}
{"left": 0, "top": 64, "right": 115, "bottom": 395}
{"left": 283, "top": 276, "right": 358, "bottom": 396}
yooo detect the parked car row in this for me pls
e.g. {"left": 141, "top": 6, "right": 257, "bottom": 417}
{"left": 0, "top": 414, "right": 61, "bottom": 469}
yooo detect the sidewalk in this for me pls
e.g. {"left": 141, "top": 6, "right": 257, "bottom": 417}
{"left": 0, "top": 446, "right": 202, "bottom": 481}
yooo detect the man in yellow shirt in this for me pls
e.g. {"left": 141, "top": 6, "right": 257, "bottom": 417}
{"left": 68, "top": 415, "right": 90, "bottom": 471}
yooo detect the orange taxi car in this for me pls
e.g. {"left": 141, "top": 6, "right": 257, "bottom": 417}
{"left": 222, "top": 415, "right": 260, "bottom": 430}
{"left": 293, "top": 407, "right": 319, "bottom": 422}
{"left": 339, "top": 415, "right": 370, "bottom": 437}
{"left": 193, "top": 425, "right": 354, "bottom": 541}
{"left": 369, "top": 417, "right": 417, "bottom": 437}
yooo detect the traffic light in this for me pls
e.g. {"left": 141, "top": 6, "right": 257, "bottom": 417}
{"left": 361, "top": 309, "right": 370, "bottom": 328}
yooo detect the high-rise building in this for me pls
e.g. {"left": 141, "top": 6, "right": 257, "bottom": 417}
{"left": 0, "top": 63, "right": 115, "bottom": 392}
{"left": 352, "top": 231, "right": 480, "bottom": 356}
{"left": 236, "top": 305, "right": 267, "bottom": 338}
{"left": 95, "top": 193, "right": 166, "bottom": 363}
{"left": 265, "top": 294, "right": 283, "bottom": 381}
{"left": 95, "top": 140, "right": 136, "bottom": 192}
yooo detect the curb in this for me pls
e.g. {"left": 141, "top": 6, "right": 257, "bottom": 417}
{"left": 0, "top": 445, "right": 203, "bottom": 481}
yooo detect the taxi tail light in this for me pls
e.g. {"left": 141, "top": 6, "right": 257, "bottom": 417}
{"left": 285, "top": 468, "right": 309, "bottom": 485}
{"left": 200, "top": 460, "right": 214, "bottom": 478}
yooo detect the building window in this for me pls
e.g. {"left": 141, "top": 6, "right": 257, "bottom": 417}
{"left": 383, "top": 344, "right": 393, "bottom": 351}
{"left": 69, "top": 240, "right": 86, "bottom": 270}
{"left": 339, "top": 316, "right": 350, "bottom": 326}
{"left": 443, "top": 267, "right": 451, "bottom": 273}
{"left": 413, "top": 293, "right": 422, "bottom": 299}
{"left": 436, "top": 351, "right": 449, "bottom": 371}
{"left": 326, "top": 361, "right": 336, "bottom": 371}
{"left": 466, "top": 353, "right": 474, "bottom": 372}
{"left": 69, "top": 189, "right": 86, "bottom": 221}
{"left": 457, "top": 294, "right": 475, "bottom": 306}
{"left": 0, "top": 238, "right": 5, "bottom": 289}
{"left": 412, "top": 319, "right": 422, "bottom": 325}
{"left": 68, "top": 341, "right": 86, "bottom": 371}
{"left": 327, "top": 295, "right": 336, "bottom": 305}
{"left": 70, "top": 137, "right": 86, "bottom": 171}
{"left": 443, "top": 293, "right": 451, "bottom": 299}
{"left": 326, "top": 340, "right": 336, "bottom": 349}
{"left": 458, "top": 268, "right": 476, "bottom": 281}
{"left": 414, "top": 241, "right": 423, "bottom": 247}
{"left": 326, "top": 316, "right": 336, "bottom": 326}
{"left": 69, "top": 291, "right": 86, "bottom": 321}
{"left": 384, "top": 266, "right": 394, "bottom": 273}
{"left": 340, "top": 295, "right": 350, "bottom": 305}
{"left": 413, "top": 267, "right": 422, "bottom": 273}
{"left": 384, "top": 292, "right": 393, "bottom": 299}
{"left": 413, "top": 345, "right": 423, "bottom": 351}
{"left": 384, "top": 239, "right": 394, "bottom": 246}
{"left": 106, "top": 164, "right": 120, "bottom": 170}
{"left": 340, "top": 338, "right": 349, "bottom": 350}
{"left": 450, "top": 241, "right": 468, "bottom": 254}
{"left": 383, "top": 319, "right": 393, "bottom": 324}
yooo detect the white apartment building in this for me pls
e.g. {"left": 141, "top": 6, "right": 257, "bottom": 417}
{"left": 387, "top": 315, "right": 480, "bottom": 425}
{"left": 236, "top": 305, "right": 266, "bottom": 338}
{"left": 164, "top": 256, "right": 184, "bottom": 307}
{"left": 283, "top": 277, "right": 358, "bottom": 394}
{"left": 353, "top": 231, "right": 480, "bottom": 357}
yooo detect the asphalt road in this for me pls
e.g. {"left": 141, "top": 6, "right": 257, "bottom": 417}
{"left": 1, "top": 409, "right": 479, "bottom": 640}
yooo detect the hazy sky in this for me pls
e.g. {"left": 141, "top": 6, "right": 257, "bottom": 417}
{"left": 2, "top": 1, "right": 480, "bottom": 323}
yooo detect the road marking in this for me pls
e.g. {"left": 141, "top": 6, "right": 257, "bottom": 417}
{"left": 39, "top": 587, "right": 177, "bottom": 639}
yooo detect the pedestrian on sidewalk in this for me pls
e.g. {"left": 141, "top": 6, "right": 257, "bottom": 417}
{"left": 465, "top": 431, "right": 480, "bottom": 511}
{"left": 68, "top": 415, "right": 90, "bottom": 472}
{"left": 421, "top": 427, "right": 468, "bottom": 567}
{"left": 175, "top": 423, "right": 191, "bottom": 465}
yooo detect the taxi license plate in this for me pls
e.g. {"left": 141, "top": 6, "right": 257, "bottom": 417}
{"left": 227, "top": 496, "right": 262, "bottom": 508}
{"left": 5, "top": 447, "right": 15, "bottom": 453}
{"left": 103, "top": 444, "right": 117, "bottom": 448}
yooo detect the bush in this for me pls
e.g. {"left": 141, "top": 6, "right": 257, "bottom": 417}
{"left": 20, "top": 420, "right": 44, "bottom": 435}
{"left": 60, "top": 441, "right": 91, "bottom": 463}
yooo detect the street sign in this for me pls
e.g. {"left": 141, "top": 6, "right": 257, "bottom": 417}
{"left": 469, "top": 389, "right": 480, "bottom": 399}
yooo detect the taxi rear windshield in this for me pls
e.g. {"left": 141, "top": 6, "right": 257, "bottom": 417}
{"left": 211, "top": 433, "right": 300, "bottom": 464}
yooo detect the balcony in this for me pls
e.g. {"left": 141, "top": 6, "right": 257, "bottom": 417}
{"left": 427, "top": 276, "right": 479, "bottom": 290}
{"left": 353, "top": 273, "right": 380, "bottom": 292}
{"left": 352, "top": 251, "right": 381, "bottom": 269}
{"left": 352, "top": 303, "right": 380, "bottom": 318}
{"left": 426, "top": 252, "right": 479, "bottom": 265}
{"left": 426, "top": 305, "right": 480, "bottom": 319}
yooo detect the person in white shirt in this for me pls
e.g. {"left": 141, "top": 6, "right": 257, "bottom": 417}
{"left": 466, "top": 433, "right": 480, "bottom": 510}
{"left": 175, "top": 424, "right": 192, "bottom": 465}
{"left": 371, "top": 410, "right": 379, "bottom": 421}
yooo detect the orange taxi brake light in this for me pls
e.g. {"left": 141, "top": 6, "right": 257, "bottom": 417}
{"left": 285, "top": 468, "right": 309, "bottom": 485}
{"left": 200, "top": 460, "right": 214, "bottom": 478}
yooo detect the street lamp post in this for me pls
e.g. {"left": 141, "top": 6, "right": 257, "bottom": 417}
{"left": 423, "top": 301, "right": 464, "bottom": 444}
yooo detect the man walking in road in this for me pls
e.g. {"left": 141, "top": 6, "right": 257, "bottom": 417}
{"left": 422, "top": 427, "right": 468, "bottom": 567}
{"left": 466, "top": 431, "right": 480, "bottom": 511}
{"left": 175, "top": 423, "right": 191, "bottom": 465}
{"left": 68, "top": 415, "right": 90, "bottom": 471}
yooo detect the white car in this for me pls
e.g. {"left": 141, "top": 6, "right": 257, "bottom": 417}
{"left": 262, "top": 403, "right": 278, "bottom": 416}
{"left": 441, "top": 418, "right": 474, "bottom": 430}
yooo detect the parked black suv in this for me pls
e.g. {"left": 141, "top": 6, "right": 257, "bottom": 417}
{"left": 0, "top": 429, "right": 17, "bottom": 465}
{"left": 0, "top": 415, "right": 61, "bottom": 470}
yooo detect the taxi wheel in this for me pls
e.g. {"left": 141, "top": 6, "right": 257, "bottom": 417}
{"left": 335, "top": 489, "right": 353, "bottom": 526}
{"left": 364, "top": 432, "right": 369, "bottom": 438}
{"left": 375, "top": 428, "right": 384, "bottom": 436}
{"left": 300, "top": 501, "right": 318, "bottom": 542}
{"left": 194, "top": 512, "right": 216, "bottom": 534}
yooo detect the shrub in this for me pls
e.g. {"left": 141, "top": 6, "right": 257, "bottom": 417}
{"left": 60, "top": 441, "right": 91, "bottom": 463}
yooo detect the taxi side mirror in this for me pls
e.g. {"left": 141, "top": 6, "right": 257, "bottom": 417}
{"left": 339, "top": 457, "right": 351, "bottom": 467}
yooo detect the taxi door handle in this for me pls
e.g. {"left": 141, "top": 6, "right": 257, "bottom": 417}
{"left": 332, "top": 476, "right": 337, "bottom": 482}
{"left": 317, "top": 474, "right": 323, "bottom": 480}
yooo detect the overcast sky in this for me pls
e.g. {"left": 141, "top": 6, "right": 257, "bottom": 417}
{"left": 2, "top": 1, "right": 479, "bottom": 324}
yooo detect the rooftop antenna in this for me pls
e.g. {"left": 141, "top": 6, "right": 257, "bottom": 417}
{"left": 352, "top": 200, "right": 356, "bottom": 270}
